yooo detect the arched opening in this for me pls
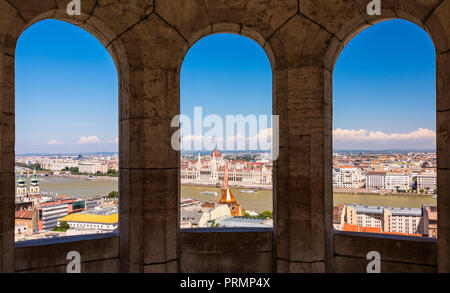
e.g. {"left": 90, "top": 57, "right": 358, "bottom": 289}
{"left": 332, "top": 19, "right": 437, "bottom": 239}
{"left": 15, "top": 19, "right": 119, "bottom": 243}
{"left": 179, "top": 33, "right": 274, "bottom": 229}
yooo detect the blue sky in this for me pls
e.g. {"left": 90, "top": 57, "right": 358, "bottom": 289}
{"left": 15, "top": 19, "right": 436, "bottom": 154}
{"left": 180, "top": 34, "right": 272, "bottom": 151}
{"left": 333, "top": 19, "right": 436, "bottom": 150}
{"left": 15, "top": 19, "right": 118, "bottom": 154}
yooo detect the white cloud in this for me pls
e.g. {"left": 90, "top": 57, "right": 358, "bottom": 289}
{"left": 76, "top": 136, "right": 102, "bottom": 145}
{"left": 333, "top": 128, "right": 436, "bottom": 150}
{"left": 105, "top": 137, "right": 119, "bottom": 144}
{"left": 180, "top": 128, "right": 273, "bottom": 151}
{"left": 47, "top": 139, "right": 64, "bottom": 145}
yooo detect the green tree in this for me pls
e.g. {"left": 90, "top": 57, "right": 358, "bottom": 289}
{"left": 210, "top": 220, "right": 220, "bottom": 228}
{"left": 53, "top": 221, "right": 70, "bottom": 232}
{"left": 258, "top": 211, "right": 273, "bottom": 219}
{"left": 244, "top": 212, "right": 253, "bottom": 218}
{"left": 107, "top": 191, "right": 119, "bottom": 199}
{"left": 107, "top": 169, "right": 118, "bottom": 176}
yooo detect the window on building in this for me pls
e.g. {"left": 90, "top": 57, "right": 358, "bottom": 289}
{"left": 15, "top": 20, "right": 119, "bottom": 243}
{"left": 179, "top": 33, "right": 273, "bottom": 229}
{"left": 332, "top": 19, "right": 437, "bottom": 239}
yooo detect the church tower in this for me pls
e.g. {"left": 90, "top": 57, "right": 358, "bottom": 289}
{"left": 218, "top": 164, "right": 244, "bottom": 217}
{"left": 29, "top": 169, "right": 40, "bottom": 195}
{"left": 195, "top": 153, "right": 201, "bottom": 180}
{"left": 16, "top": 171, "right": 27, "bottom": 196}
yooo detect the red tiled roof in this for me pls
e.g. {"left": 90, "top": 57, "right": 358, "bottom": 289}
{"left": 342, "top": 223, "right": 382, "bottom": 233}
{"left": 15, "top": 210, "right": 34, "bottom": 219}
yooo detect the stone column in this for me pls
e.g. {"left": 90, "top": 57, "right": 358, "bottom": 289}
{"left": 116, "top": 13, "right": 187, "bottom": 273}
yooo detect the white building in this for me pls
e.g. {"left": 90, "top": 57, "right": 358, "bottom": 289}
{"left": 79, "top": 162, "right": 108, "bottom": 174}
{"left": 181, "top": 151, "right": 272, "bottom": 187}
{"left": 417, "top": 172, "right": 437, "bottom": 192}
{"left": 345, "top": 204, "right": 423, "bottom": 235}
{"left": 385, "top": 173, "right": 411, "bottom": 191}
{"left": 346, "top": 205, "right": 384, "bottom": 229}
{"left": 365, "top": 172, "right": 386, "bottom": 189}
{"left": 58, "top": 213, "right": 118, "bottom": 233}
{"left": 41, "top": 161, "right": 79, "bottom": 171}
{"left": 333, "top": 166, "right": 364, "bottom": 189}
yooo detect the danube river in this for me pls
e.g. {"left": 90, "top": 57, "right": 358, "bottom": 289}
{"left": 30, "top": 176, "right": 118, "bottom": 198}
{"left": 25, "top": 176, "right": 436, "bottom": 211}
{"left": 181, "top": 186, "right": 437, "bottom": 213}
{"left": 181, "top": 185, "right": 273, "bottom": 213}
{"left": 333, "top": 192, "right": 436, "bottom": 208}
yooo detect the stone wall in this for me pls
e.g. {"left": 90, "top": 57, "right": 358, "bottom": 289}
{"left": 0, "top": 0, "right": 448, "bottom": 273}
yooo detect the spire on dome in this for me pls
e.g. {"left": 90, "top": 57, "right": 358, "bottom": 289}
{"left": 196, "top": 153, "right": 202, "bottom": 169}
{"left": 17, "top": 171, "right": 26, "bottom": 187}
{"left": 222, "top": 164, "right": 229, "bottom": 190}
{"left": 219, "top": 164, "right": 237, "bottom": 204}
{"left": 212, "top": 148, "right": 222, "bottom": 158}
{"left": 30, "top": 168, "right": 39, "bottom": 186}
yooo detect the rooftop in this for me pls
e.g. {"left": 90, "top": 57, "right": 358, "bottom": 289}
{"left": 59, "top": 213, "right": 118, "bottom": 224}
{"left": 218, "top": 217, "right": 273, "bottom": 228}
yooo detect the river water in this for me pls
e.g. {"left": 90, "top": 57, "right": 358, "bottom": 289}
{"left": 333, "top": 193, "right": 436, "bottom": 208}
{"left": 27, "top": 176, "right": 436, "bottom": 211}
{"left": 181, "top": 185, "right": 273, "bottom": 213}
{"left": 29, "top": 176, "right": 118, "bottom": 198}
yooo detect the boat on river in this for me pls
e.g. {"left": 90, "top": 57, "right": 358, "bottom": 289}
{"left": 200, "top": 191, "right": 218, "bottom": 196}
{"left": 240, "top": 190, "right": 256, "bottom": 194}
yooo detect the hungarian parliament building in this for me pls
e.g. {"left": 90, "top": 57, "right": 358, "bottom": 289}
{"left": 181, "top": 150, "right": 273, "bottom": 188}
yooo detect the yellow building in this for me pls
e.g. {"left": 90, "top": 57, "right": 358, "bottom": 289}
{"left": 58, "top": 213, "right": 118, "bottom": 232}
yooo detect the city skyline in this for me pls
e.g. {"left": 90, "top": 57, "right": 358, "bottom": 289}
{"left": 15, "top": 19, "right": 436, "bottom": 154}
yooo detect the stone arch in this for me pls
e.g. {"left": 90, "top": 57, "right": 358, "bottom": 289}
{"left": 0, "top": 1, "right": 129, "bottom": 272}
{"left": 0, "top": 0, "right": 447, "bottom": 273}
{"left": 322, "top": 1, "right": 449, "bottom": 273}
{"left": 178, "top": 23, "right": 277, "bottom": 73}
{"left": 175, "top": 25, "right": 277, "bottom": 273}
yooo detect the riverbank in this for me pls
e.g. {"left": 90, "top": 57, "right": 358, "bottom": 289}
{"left": 181, "top": 182, "right": 272, "bottom": 190}
{"left": 334, "top": 192, "right": 437, "bottom": 208}
{"left": 181, "top": 185, "right": 273, "bottom": 213}
{"left": 47, "top": 174, "right": 118, "bottom": 181}
{"left": 334, "top": 188, "right": 436, "bottom": 198}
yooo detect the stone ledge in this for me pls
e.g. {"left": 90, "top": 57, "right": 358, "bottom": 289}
{"left": 334, "top": 230, "right": 437, "bottom": 243}
{"left": 181, "top": 227, "right": 273, "bottom": 233}
{"left": 15, "top": 232, "right": 119, "bottom": 248}
{"left": 334, "top": 231, "right": 437, "bottom": 267}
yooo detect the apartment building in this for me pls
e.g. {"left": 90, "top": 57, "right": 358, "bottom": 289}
{"left": 384, "top": 207, "right": 423, "bottom": 234}
{"left": 365, "top": 172, "right": 410, "bottom": 191}
{"left": 79, "top": 162, "right": 108, "bottom": 174}
{"left": 41, "top": 161, "right": 79, "bottom": 171}
{"left": 345, "top": 204, "right": 424, "bottom": 235}
{"left": 15, "top": 210, "right": 34, "bottom": 234}
{"left": 346, "top": 205, "right": 384, "bottom": 229}
{"left": 385, "top": 173, "right": 411, "bottom": 191}
{"left": 333, "top": 166, "right": 364, "bottom": 189}
{"left": 417, "top": 172, "right": 437, "bottom": 191}
{"left": 36, "top": 199, "right": 77, "bottom": 231}
{"left": 365, "top": 172, "right": 386, "bottom": 189}
{"left": 423, "top": 205, "right": 438, "bottom": 238}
